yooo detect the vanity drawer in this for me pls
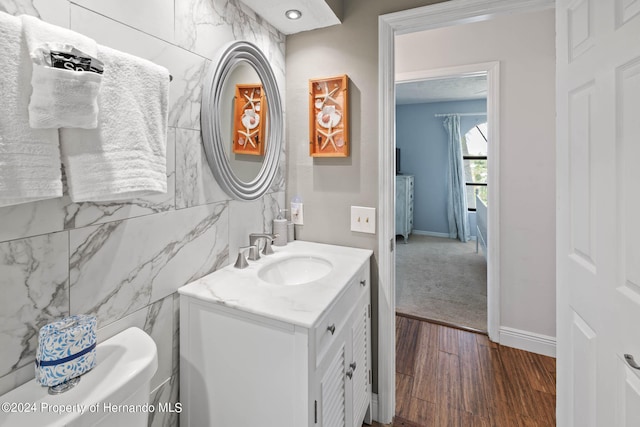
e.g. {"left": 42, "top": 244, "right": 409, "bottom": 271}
{"left": 314, "top": 267, "right": 368, "bottom": 367}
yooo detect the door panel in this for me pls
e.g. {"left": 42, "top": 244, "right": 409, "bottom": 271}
{"left": 617, "top": 57, "right": 640, "bottom": 298}
{"left": 558, "top": 0, "right": 640, "bottom": 425}
{"left": 615, "top": 47, "right": 640, "bottom": 425}
{"left": 616, "top": 360, "right": 640, "bottom": 427}
{"left": 568, "top": 81, "right": 596, "bottom": 271}
{"left": 615, "top": 0, "right": 640, "bottom": 27}
{"left": 567, "top": 0, "right": 594, "bottom": 62}
{"left": 571, "top": 312, "right": 597, "bottom": 427}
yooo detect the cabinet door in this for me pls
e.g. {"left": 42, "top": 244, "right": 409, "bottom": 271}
{"left": 350, "top": 300, "right": 370, "bottom": 427}
{"left": 319, "top": 342, "right": 349, "bottom": 427}
{"left": 181, "top": 300, "right": 299, "bottom": 427}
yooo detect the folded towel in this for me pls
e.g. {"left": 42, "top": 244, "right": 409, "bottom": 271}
{"left": 29, "top": 63, "right": 102, "bottom": 129}
{"left": 20, "top": 15, "right": 101, "bottom": 129}
{"left": 35, "top": 315, "right": 97, "bottom": 387}
{"left": 60, "top": 45, "right": 169, "bottom": 202}
{"left": 0, "top": 11, "right": 62, "bottom": 207}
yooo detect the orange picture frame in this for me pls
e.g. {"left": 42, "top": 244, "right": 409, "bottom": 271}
{"left": 233, "top": 83, "right": 266, "bottom": 156}
{"left": 309, "top": 75, "right": 349, "bottom": 157}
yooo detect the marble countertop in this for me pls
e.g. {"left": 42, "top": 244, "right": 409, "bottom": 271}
{"left": 178, "top": 240, "right": 372, "bottom": 328}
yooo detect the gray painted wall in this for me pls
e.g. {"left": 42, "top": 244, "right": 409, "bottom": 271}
{"left": 396, "top": 99, "right": 486, "bottom": 235}
{"left": 285, "top": 0, "right": 446, "bottom": 394}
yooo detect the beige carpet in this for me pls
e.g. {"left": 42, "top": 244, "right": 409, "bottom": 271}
{"left": 395, "top": 234, "right": 487, "bottom": 331}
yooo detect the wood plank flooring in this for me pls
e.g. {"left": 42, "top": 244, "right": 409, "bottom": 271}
{"left": 366, "top": 316, "right": 556, "bottom": 427}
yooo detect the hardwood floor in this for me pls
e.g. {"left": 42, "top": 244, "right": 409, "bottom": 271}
{"left": 366, "top": 316, "right": 556, "bottom": 427}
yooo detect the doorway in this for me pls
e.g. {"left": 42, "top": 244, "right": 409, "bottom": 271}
{"left": 394, "top": 73, "right": 490, "bottom": 332}
{"left": 376, "top": 1, "right": 555, "bottom": 423}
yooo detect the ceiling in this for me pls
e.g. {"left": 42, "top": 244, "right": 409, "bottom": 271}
{"left": 396, "top": 75, "right": 488, "bottom": 105}
{"left": 238, "top": 0, "right": 342, "bottom": 35}
{"left": 236, "top": 2, "right": 487, "bottom": 105}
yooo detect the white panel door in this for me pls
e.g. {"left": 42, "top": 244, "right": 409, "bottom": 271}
{"left": 557, "top": 0, "right": 640, "bottom": 425}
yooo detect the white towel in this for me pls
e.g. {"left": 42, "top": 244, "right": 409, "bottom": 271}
{"left": 20, "top": 15, "right": 97, "bottom": 59}
{"left": 29, "top": 63, "right": 102, "bottom": 129}
{"left": 20, "top": 15, "right": 101, "bottom": 129}
{"left": 0, "top": 11, "right": 62, "bottom": 207}
{"left": 60, "top": 45, "right": 170, "bottom": 202}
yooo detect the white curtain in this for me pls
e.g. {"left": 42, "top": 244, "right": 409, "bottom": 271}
{"left": 443, "top": 115, "right": 470, "bottom": 242}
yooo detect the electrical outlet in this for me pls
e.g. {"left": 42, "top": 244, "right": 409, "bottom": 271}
{"left": 291, "top": 202, "right": 304, "bottom": 225}
{"left": 350, "top": 206, "right": 376, "bottom": 234}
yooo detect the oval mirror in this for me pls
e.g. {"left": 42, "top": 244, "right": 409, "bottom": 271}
{"left": 201, "top": 41, "right": 283, "bottom": 201}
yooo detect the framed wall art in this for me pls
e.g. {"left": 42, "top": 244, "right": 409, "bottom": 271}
{"left": 309, "top": 75, "right": 349, "bottom": 157}
{"left": 233, "top": 83, "right": 266, "bottom": 156}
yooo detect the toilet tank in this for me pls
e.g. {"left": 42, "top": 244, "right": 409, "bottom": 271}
{"left": 0, "top": 327, "right": 158, "bottom": 427}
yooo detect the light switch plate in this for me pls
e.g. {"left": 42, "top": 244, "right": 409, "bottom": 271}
{"left": 351, "top": 206, "right": 376, "bottom": 234}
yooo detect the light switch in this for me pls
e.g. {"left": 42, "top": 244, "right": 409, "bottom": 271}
{"left": 350, "top": 206, "right": 376, "bottom": 234}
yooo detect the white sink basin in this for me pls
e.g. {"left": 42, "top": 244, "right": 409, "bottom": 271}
{"left": 258, "top": 256, "right": 333, "bottom": 286}
{"left": 179, "top": 240, "right": 373, "bottom": 327}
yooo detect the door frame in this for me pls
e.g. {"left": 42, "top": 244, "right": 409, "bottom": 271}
{"left": 396, "top": 61, "right": 500, "bottom": 336}
{"left": 377, "top": 0, "right": 555, "bottom": 423}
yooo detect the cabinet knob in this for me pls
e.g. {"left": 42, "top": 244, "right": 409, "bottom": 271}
{"left": 350, "top": 362, "right": 357, "bottom": 371}
{"left": 346, "top": 369, "right": 353, "bottom": 379}
{"left": 327, "top": 324, "right": 336, "bottom": 335}
{"left": 360, "top": 279, "right": 366, "bottom": 287}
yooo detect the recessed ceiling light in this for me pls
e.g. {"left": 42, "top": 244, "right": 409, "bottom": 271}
{"left": 285, "top": 9, "right": 302, "bottom": 20}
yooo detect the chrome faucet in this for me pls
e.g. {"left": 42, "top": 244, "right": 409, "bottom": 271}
{"left": 249, "top": 233, "right": 277, "bottom": 256}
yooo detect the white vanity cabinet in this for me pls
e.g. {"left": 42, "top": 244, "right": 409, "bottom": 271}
{"left": 179, "top": 247, "right": 372, "bottom": 427}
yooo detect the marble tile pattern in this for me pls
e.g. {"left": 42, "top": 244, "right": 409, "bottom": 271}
{"left": 228, "top": 191, "right": 285, "bottom": 258}
{"left": 0, "top": 0, "right": 287, "bottom": 421}
{"left": 69, "top": 202, "right": 229, "bottom": 327}
{"left": 0, "top": 233, "right": 69, "bottom": 379}
{"left": 175, "top": 128, "right": 229, "bottom": 209}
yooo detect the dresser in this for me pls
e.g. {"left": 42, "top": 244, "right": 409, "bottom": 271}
{"left": 396, "top": 174, "right": 414, "bottom": 243}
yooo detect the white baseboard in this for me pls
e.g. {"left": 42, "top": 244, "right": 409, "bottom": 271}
{"left": 412, "top": 230, "right": 477, "bottom": 241}
{"left": 412, "top": 230, "right": 450, "bottom": 238}
{"left": 499, "top": 327, "right": 556, "bottom": 358}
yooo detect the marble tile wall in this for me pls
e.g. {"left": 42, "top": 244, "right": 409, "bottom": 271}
{"left": 0, "top": 1, "right": 286, "bottom": 425}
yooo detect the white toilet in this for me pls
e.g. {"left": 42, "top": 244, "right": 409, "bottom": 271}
{"left": 0, "top": 327, "right": 158, "bottom": 427}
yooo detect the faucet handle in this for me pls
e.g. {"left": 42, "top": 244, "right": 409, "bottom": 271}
{"left": 262, "top": 234, "right": 276, "bottom": 255}
{"left": 247, "top": 244, "right": 260, "bottom": 261}
{"left": 234, "top": 245, "right": 256, "bottom": 269}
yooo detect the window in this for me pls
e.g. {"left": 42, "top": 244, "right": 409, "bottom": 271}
{"left": 463, "top": 122, "right": 487, "bottom": 210}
